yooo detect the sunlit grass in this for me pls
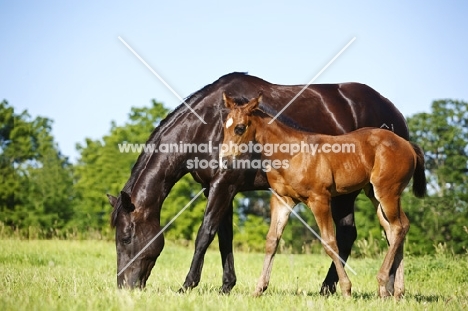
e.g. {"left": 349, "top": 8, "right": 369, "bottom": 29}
{"left": 0, "top": 240, "right": 467, "bottom": 310}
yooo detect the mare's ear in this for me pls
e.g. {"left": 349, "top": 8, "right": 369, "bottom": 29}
{"left": 120, "top": 191, "right": 136, "bottom": 213}
{"left": 107, "top": 194, "right": 117, "bottom": 208}
{"left": 244, "top": 93, "right": 262, "bottom": 114}
{"left": 222, "top": 92, "right": 237, "bottom": 110}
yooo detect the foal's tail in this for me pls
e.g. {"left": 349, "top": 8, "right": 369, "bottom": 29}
{"left": 411, "top": 142, "right": 427, "bottom": 198}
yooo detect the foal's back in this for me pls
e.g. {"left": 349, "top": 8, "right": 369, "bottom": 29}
{"left": 277, "top": 128, "right": 415, "bottom": 198}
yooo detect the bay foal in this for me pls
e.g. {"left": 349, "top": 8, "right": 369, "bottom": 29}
{"left": 220, "top": 93, "right": 426, "bottom": 298}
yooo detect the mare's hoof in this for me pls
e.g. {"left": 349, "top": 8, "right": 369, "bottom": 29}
{"left": 320, "top": 283, "right": 336, "bottom": 296}
{"left": 177, "top": 287, "right": 190, "bottom": 294}
{"left": 218, "top": 287, "right": 232, "bottom": 295}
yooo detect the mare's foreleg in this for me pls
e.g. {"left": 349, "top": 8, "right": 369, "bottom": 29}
{"left": 217, "top": 201, "right": 236, "bottom": 294}
{"left": 180, "top": 173, "right": 239, "bottom": 293}
{"left": 254, "top": 195, "right": 293, "bottom": 297}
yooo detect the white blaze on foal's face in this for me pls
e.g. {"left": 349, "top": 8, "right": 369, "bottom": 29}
{"left": 225, "top": 117, "right": 233, "bottom": 129}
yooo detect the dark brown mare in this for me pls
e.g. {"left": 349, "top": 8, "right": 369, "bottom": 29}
{"left": 106, "top": 72, "right": 410, "bottom": 294}
{"left": 221, "top": 94, "right": 426, "bottom": 298}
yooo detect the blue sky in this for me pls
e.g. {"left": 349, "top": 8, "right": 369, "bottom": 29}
{"left": 1, "top": 1, "right": 467, "bottom": 161}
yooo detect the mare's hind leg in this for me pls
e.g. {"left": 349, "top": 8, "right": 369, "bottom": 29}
{"left": 372, "top": 192, "right": 409, "bottom": 299}
{"left": 320, "top": 192, "right": 358, "bottom": 296}
{"left": 253, "top": 195, "right": 293, "bottom": 297}
{"left": 308, "top": 195, "right": 352, "bottom": 298}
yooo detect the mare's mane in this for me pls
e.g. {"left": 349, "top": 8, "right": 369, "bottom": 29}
{"left": 111, "top": 73, "right": 249, "bottom": 226}
{"left": 254, "top": 104, "right": 313, "bottom": 133}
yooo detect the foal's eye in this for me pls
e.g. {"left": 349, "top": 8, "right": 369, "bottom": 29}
{"left": 234, "top": 124, "right": 246, "bottom": 135}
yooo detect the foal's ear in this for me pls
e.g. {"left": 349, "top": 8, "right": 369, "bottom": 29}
{"left": 245, "top": 94, "right": 262, "bottom": 114}
{"left": 222, "top": 92, "right": 237, "bottom": 110}
{"left": 120, "top": 191, "right": 136, "bottom": 213}
{"left": 107, "top": 194, "right": 118, "bottom": 208}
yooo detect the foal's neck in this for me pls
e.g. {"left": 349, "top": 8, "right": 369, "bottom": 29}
{"left": 252, "top": 114, "right": 312, "bottom": 145}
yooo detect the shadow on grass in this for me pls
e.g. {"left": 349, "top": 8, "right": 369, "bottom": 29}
{"left": 321, "top": 291, "right": 448, "bottom": 303}
{"left": 408, "top": 293, "right": 447, "bottom": 303}
{"left": 166, "top": 284, "right": 452, "bottom": 305}
{"left": 236, "top": 288, "right": 450, "bottom": 304}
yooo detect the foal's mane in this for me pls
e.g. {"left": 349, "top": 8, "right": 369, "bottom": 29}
{"left": 222, "top": 94, "right": 313, "bottom": 133}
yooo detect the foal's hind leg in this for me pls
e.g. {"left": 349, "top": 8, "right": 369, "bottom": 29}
{"left": 364, "top": 185, "right": 403, "bottom": 296}
{"left": 364, "top": 186, "right": 394, "bottom": 295}
{"left": 374, "top": 199, "right": 408, "bottom": 299}
{"left": 392, "top": 210, "right": 409, "bottom": 299}
{"left": 373, "top": 193, "right": 409, "bottom": 299}
{"left": 253, "top": 195, "right": 293, "bottom": 297}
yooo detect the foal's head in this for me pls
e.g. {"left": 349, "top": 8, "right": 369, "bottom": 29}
{"left": 221, "top": 93, "right": 262, "bottom": 158}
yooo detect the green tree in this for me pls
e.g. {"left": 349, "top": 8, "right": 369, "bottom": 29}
{"left": 408, "top": 99, "right": 468, "bottom": 197}
{"left": 73, "top": 99, "right": 213, "bottom": 240}
{"left": 160, "top": 175, "right": 207, "bottom": 242}
{"left": 405, "top": 99, "right": 468, "bottom": 254}
{"left": 0, "top": 100, "right": 74, "bottom": 235}
{"left": 73, "top": 100, "right": 168, "bottom": 232}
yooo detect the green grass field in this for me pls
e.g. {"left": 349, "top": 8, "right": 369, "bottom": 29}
{"left": 0, "top": 240, "right": 467, "bottom": 310}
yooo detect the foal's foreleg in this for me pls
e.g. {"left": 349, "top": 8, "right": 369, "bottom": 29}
{"left": 254, "top": 195, "right": 293, "bottom": 297}
{"left": 308, "top": 196, "right": 352, "bottom": 297}
{"left": 321, "top": 192, "right": 358, "bottom": 296}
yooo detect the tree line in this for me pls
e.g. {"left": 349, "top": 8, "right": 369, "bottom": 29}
{"left": 1, "top": 98, "right": 467, "bottom": 256}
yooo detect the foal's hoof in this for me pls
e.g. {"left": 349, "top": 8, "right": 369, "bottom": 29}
{"left": 341, "top": 290, "right": 352, "bottom": 299}
{"left": 393, "top": 287, "right": 405, "bottom": 300}
{"left": 378, "top": 286, "right": 392, "bottom": 299}
{"left": 252, "top": 289, "right": 264, "bottom": 297}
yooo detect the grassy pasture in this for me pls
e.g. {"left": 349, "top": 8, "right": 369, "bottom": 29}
{"left": 0, "top": 240, "right": 467, "bottom": 310}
